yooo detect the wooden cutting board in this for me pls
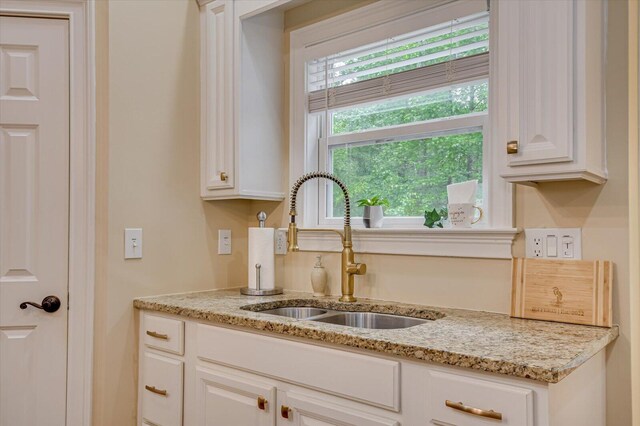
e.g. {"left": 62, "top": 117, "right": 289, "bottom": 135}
{"left": 511, "top": 258, "right": 612, "bottom": 327}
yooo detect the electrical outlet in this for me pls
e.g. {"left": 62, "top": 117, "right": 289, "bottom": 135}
{"left": 275, "top": 228, "right": 288, "bottom": 255}
{"left": 525, "top": 228, "right": 582, "bottom": 259}
{"left": 532, "top": 235, "right": 543, "bottom": 257}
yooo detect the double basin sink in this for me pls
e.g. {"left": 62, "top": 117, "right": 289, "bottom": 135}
{"left": 255, "top": 306, "right": 431, "bottom": 330}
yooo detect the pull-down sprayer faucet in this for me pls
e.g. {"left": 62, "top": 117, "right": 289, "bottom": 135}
{"left": 287, "top": 172, "right": 366, "bottom": 302}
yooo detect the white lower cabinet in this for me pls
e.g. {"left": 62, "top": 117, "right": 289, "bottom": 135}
{"left": 137, "top": 311, "right": 607, "bottom": 426}
{"left": 195, "top": 366, "right": 276, "bottom": 426}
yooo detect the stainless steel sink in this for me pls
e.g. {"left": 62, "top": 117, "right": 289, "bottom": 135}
{"left": 258, "top": 307, "right": 328, "bottom": 319}
{"left": 248, "top": 304, "right": 434, "bottom": 329}
{"left": 311, "top": 311, "right": 429, "bottom": 329}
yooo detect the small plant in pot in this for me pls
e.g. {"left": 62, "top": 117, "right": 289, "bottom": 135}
{"left": 357, "top": 196, "right": 389, "bottom": 228}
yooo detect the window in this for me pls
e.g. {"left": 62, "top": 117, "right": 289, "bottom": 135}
{"left": 290, "top": 0, "right": 516, "bottom": 258}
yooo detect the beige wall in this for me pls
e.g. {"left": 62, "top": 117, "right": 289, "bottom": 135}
{"left": 92, "top": 0, "right": 637, "bottom": 425}
{"left": 92, "top": 1, "right": 251, "bottom": 424}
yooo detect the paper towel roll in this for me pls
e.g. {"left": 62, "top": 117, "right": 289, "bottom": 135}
{"left": 248, "top": 227, "right": 275, "bottom": 290}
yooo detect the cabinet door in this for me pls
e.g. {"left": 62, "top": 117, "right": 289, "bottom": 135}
{"left": 195, "top": 366, "right": 276, "bottom": 426}
{"left": 497, "top": 0, "right": 574, "bottom": 166}
{"left": 201, "top": 0, "right": 234, "bottom": 193}
{"left": 278, "top": 391, "right": 399, "bottom": 426}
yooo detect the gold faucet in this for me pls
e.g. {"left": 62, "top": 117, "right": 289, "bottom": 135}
{"left": 287, "top": 172, "right": 366, "bottom": 302}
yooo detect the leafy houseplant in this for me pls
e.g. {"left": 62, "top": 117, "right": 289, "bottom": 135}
{"left": 357, "top": 196, "right": 389, "bottom": 229}
{"left": 424, "top": 208, "right": 448, "bottom": 228}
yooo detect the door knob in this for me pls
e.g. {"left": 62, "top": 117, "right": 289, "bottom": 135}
{"left": 506, "top": 140, "right": 519, "bottom": 154}
{"left": 20, "top": 295, "right": 61, "bottom": 313}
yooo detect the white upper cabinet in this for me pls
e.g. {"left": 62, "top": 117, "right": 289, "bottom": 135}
{"left": 199, "top": 0, "right": 286, "bottom": 200}
{"left": 493, "top": 0, "right": 607, "bottom": 184}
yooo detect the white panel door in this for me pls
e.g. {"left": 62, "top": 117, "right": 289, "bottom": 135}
{"left": 498, "top": 0, "right": 574, "bottom": 166}
{"left": 195, "top": 366, "right": 276, "bottom": 426}
{"left": 202, "top": 0, "right": 235, "bottom": 193}
{"left": 0, "top": 16, "right": 69, "bottom": 426}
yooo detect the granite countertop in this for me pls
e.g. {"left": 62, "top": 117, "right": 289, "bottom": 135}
{"left": 133, "top": 289, "right": 618, "bottom": 383}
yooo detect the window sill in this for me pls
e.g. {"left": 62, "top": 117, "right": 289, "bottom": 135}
{"left": 295, "top": 227, "right": 521, "bottom": 259}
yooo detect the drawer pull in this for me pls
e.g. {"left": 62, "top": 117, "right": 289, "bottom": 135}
{"left": 145, "top": 385, "right": 168, "bottom": 397}
{"left": 281, "top": 405, "right": 292, "bottom": 419}
{"left": 445, "top": 400, "right": 502, "bottom": 421}
{"left": 506, "top": 140, "right": 518, "bottom": 154}
{"left": 146, "top": 330, "right": 169, "bottom": 340}
{"left": 257, "top": 395, "right": 268, "bottom": 410}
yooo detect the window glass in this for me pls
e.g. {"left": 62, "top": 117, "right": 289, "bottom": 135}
{"left": 328, "top": 130, "right": 484, "bottom": 218}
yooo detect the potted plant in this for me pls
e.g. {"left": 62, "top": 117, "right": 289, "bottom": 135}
{"left": 357, "top": 196, "right": 389, "bottom": 228}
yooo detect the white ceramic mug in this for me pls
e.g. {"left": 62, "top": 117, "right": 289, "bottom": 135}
{"left": 448, "top": 203, "right": 483, "bottom": 228}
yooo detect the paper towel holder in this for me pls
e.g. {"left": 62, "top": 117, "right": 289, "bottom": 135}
{"left": 240, "top": 212, "right": 283, "bottom": 296}
{"left": 240, "top": 264, "right": 283, "bottom": 296}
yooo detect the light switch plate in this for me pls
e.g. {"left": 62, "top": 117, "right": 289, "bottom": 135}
{"left": 124, "top": 228, "right": 143, "bottom": 259}
{"left": 525, "top": 228, "right": 582, "bottom": 259}
{"left": 218, "top": 229, "right": 231, "bottom": 255}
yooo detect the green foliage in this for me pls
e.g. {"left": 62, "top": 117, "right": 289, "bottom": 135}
{"left": 331, "top": 131, "right": 483, "bottom": 218}
{"left": 356, "top": 196, "right": 390, "bottom": 207}
{"left": 424, "top": 208, "right": 448, "bottom": 228}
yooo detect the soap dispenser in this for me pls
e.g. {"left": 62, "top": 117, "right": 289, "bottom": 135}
{"left": 311, "top": 255, "right": 327, "bottom": 297}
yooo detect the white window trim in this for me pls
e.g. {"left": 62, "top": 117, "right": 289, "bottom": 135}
{"left": 289, "top": 0, "right": 518, "bottom": 259}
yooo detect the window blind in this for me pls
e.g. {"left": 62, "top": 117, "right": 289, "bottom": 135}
{"left": 307, "top": 11, "right": 489, "bottom": 113}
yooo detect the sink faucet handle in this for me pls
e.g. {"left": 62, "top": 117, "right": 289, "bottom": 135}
{"left": 347, "top": 263, "right": 366, "bottom": 275}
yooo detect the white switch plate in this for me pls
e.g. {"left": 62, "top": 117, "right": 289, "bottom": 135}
{"left": 218, "top": 229, "right": 231, "bottom": 255}
{"left": 124, "top": 228, "right": 143, "bottom": 259}
{"left": 275, "top": 228, "right": 288, "bottom": 255}
{"left": 525, "top": 228, "right": 582, "bottom": 259}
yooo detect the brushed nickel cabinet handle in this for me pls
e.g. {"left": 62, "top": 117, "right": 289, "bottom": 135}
{"left": 507, "top": 140, "right": 518, "bottom": 154}
{"left": 445, "top": 400, "right": 502, "bottom": 421}
{"left": 257, "top": 395, "right": 267, "bottom": 410}
{"left": 281, "top": 405, "right": 292, "bottom": 419}
{"left": 146, "top": 330, "right": 168, "bottom": 340}
{"left": 145, "top": 385, "right": 168, "bottom": 396}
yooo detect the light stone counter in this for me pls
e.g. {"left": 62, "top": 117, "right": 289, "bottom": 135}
{"left": 134, "top": 289, "right": 618, "bottom": 383}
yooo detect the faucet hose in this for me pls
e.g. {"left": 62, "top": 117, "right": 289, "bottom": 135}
{"left": 289, "top": 172, "right": 351, "bottom": 227}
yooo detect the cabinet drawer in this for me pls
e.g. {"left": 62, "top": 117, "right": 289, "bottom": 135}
{"left": 143, "top": 313, "right": 184, "bottom": 355}
{"left": 141, "top": 352, "right": 184, "bottom": 426}
{"left": 196, "top": 324, "right": 400, "bottom": 411}
{"left": 427, "top": 370, "right": 533, "bottom": 425}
